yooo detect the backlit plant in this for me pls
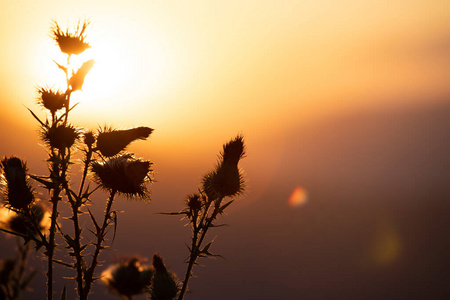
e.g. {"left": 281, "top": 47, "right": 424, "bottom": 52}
{"left": 0, "top": 20, "right": 246, "bottom": 300}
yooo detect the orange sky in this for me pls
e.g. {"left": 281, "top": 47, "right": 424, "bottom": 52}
{"left": 1, "top": 2, "right": 450, "bottom": 299}
{"left": 1, "top": 1, "right": 450, "bottom": 203}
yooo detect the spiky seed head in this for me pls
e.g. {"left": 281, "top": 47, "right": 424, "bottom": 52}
{"left": 186, "top": 193, "right": 202, "bottom": 213}
{"left": 37, "top": 87, "right": 66, "bottom": 114}
{"left": 42, "top": 124, "right": 79, "bottom": 151}
{"left": 5, "top": 203, "right": 51, "bottom": 237}
{"left": 1, "top": 156, "right": 35, "bottom": 210}
{"left": 52, "top": 20, "right": 91, "bottom": 56}
{"left": 84, "top": 131, "right": 95, "bottom": 147}
{"left": 97, "top": 126, "right": 154, "bottom": 157}
{"left": 150, "top": 254, "right": 179, "bottom": 300}
{"left": 91, "top": 154, "right": 153, "bottom": 199}
{"left": 101, "top": 257, "right": 153, "bottom": 298}
{"left": 202, "top": 135, "right": 246, "bottom": 199}
{"left": 222, "top": 135, "right": 245, "bottom": 165}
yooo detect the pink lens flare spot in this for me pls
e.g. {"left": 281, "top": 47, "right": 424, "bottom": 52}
{"left": 288, "top": 186, "right": 308, "bottom": 207}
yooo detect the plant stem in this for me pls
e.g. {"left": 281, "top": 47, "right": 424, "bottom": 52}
{"left": 47, "top": 185, "right": 61, "bottom": 300}
{"left": 65, "top": 188, "right": 85, "bottom": 300}
{"left": 178, "top": 198, "right": 222, "bottom": 300}
{"left": 82, "top": 189, "right": 116, "bottom": 299}
{"left": 64, "top": 147, "right": 92, "bottom": 299}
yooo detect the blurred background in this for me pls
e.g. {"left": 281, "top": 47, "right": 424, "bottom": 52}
{"left": 1, "top": 0, "right": 450, "bottom": 299}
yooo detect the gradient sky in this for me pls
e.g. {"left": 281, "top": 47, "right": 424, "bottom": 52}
{"left": 1, "top": 1, "right": 450, "bottom": 299}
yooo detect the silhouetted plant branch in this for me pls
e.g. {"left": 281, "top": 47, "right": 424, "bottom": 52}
{"left": 0, "top": 19, "right": 246, "bottom": 300}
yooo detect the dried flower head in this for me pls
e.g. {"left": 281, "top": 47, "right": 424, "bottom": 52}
{"left": 97, "top": 126, "right": 154, "bottom": 157}
{"left": 1, "top": 156, "right": 35, "bottom": 210}
{"left": 36, "top": 87, "right": 66, "bottom": 114}
{"left": 0, "top": 203, "right": 51, "bottom": 238}
{"left": 202, "top": 135, "right": 245, "bottom": 199}
{"left": 52, "top": 20, "right": 90, "bottom": 56}
{"left": 186, "top": 193, "right": 202, "bottom": 214}
{"left": 149, "top": 254, "right": 179, "bottom": 300}
{"left": 101, "top": 257, "right": 153, "bottom": 298}
{"left": 91, "top": 154, "right": 153, "bottom": 199}
{"left": 69, "top": 59, "right": 95, "bottom": 91}
{"left": 42, "top": 124, "right": 80, "bottom": 151}
{"left": 83, "top": 131, "right": 96, "bottom": 147}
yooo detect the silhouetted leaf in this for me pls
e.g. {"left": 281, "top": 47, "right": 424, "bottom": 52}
{"left": 60, "top": 285, "right": 66, "bottom": 300}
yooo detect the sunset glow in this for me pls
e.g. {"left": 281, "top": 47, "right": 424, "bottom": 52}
{"left": 1, "top": 1, "right": 449, "bottom": 299}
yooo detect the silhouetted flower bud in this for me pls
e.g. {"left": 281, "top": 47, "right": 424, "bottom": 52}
{"left": 52, "top": 20, "right": 90, "bottom": 56}
{"left": 91, "top": 154, "right": 153, "bottom": 199}
{"left": 84, "top": 131, "right": 95, "bottom": 147}
{"left": 202, "top": 135, "right": 245, "bottom": 199}
{"left": 149, "top": 254, "right": 178, "bottom": 300}
{"left": 222, "top": 135, "right": 245, "bottom": 165}
{"left": 0, "top": 203, "right": 51, "bottom": 237}
{"left": 97, "top": 126, "right": 154, "bottom": 157}
{"left": 69, "top": 59, "right": 95, "bottom": 91}
{"left": 101, "top": 257, "right": 153, "bottom": 299}
{"left": 1, "top": 157, "right": 35, "bottom": 210}
{"left": 42, "top": 124, "right": 79, "bottom": 151}
{"left": 186, "top": 193, "right": 202, "bottom": 213}
{"left": 37, "top": 87, "right": 66, "bottom": 114}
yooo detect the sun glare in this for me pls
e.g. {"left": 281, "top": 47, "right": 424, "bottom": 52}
{"left": 39, "top": 19, "right": 171, "bottom": 122}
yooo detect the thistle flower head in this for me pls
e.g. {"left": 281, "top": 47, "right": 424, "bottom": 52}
{"left": 52, "top": 20, "right": 90, "bottom": 56}
{"left": 202, "top": 135, "right": 246, "bottom": 199}
{"left": 186, "top": 193, "right": 202, "bottom": 213}
{"left": 91, "top": 154, "right": 153, "bottom": 199}
{"left": 1, "top": 156, "right": 35, "bottom": 210}
{"left": 101, "top": 257, "right": 153, "bottom": 298}
{"left": 42, "top": 124, "right": 80, "bottom": 151}
{"left": 149, "top": 254, "right": 179, "bottom": 300}
{"left": 36, "top": 87, "right": 66, "bottom": 114}
{"left": 83, "top": 131, "right": 96, "bottom": 147}
{"left": 69, "top": 59, "right": 95, "bottom": 91}
{"left": 0, "top": 203, "right": 51, "bottom": 237}
{"left": 97, "top": 126, "right": 154, "bottom": 157}
{"left": 222, "top": 135, "right": 245, "bottom": 165}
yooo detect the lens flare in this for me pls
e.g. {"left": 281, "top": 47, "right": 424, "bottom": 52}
{"left": 288, "top": 186, "right": 308, "bottom": 207}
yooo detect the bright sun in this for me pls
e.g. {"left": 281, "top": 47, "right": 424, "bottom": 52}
{"left": 40, "top": 20, "right": 171, "bottom": 122}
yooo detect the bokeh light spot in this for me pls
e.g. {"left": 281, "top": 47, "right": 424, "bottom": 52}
{"left": 370, "top": 221, "right": 402, "bottom": 265}
{"left": 288, "top": 186, "right": 308, "bottom": 207}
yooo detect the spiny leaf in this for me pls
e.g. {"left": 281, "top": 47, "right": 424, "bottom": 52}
{"left": 26, "top": 106, "right": 47, "bottom": 128}
{"left": 55, "top": 102, "right": 79, "bottom": 123}
{"left": 53, "top": 60, "right": 68, "bottom": 74}
{"left": 63, "top": 234, "right": 76, "bottom": 249}
{"left": 60, "top": 285, "right": 67, "bottom": 300}
{"left": 111, "top": 210, "right": 118, "bottom": 243}
{"left": 158, "top": 211, "right": 188, "bottom": 216}
{"left": 217, "top": 200, "right": 234, "bottom": 215}
{"left": 87, "top": 208, "right": 100, "bottom": 232}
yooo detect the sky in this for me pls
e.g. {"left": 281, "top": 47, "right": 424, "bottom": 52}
{"left": 1, "top": 1, "right": 450, "bottom": 299}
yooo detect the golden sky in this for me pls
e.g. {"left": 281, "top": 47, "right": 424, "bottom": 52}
{"left": 1, "top": 2, "right": 450, "bottom": 299}
{"left": 1, "top": 0, "right": 450, "bottom": 200}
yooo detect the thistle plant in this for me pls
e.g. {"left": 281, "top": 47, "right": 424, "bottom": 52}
{"left": 0, "top": 19, "right": 246, "bottom": 300}
{"left": 174, "top": 135, "right": 245, "bottom": 300}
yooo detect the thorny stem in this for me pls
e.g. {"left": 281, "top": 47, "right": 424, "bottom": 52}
{"left": 64, "top": 186, "right": 85, "bottom": 300}
{"left": 47, "top": 183, "right": 61, "bottom": 300}
{"left": 82, "top": 189, "right": 117, "bottom": 299}
{"left": 47, "top": 146, "right": 69, "bottom": 300}
{"left": 64, "top": 147, "right": 92, "bottom": 299}
{"left": 178, "top": 197, "right": 223, "bottom": 300}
